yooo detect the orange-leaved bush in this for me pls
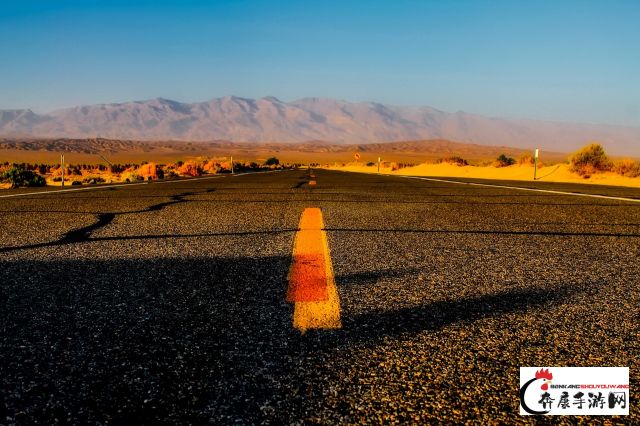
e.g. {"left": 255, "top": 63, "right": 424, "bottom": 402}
{"left": 569, "top": 143, "right": 611, "bottom": 178}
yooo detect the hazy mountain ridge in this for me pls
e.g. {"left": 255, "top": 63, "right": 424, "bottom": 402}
{"left": 1, "top": 96, "right": 638, "bottom": 155}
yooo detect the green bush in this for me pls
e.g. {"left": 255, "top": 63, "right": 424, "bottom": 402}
{"left": 2, "top": 167, "right": 46, "bottom": 188}
{"left": 495, "top": 154, "right": 516, "bottom": 167}
{"left": 265, "top": 157, "right": 280, "bottom": 166}
{"left": 569, "top": 144, "right": 611, "bottom": 177}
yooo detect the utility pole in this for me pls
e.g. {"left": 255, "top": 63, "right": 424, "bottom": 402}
{"left": 231, "top": 156, "right": 234, "bottom": 174}
{"left": 377, "top": 156, "right": 381, "bottom": 174}
{"left": 61, "top": 154, "right": 65, "bottom": 187}
{"left": 533, "top": 149, "right": 539, "bottom": 181}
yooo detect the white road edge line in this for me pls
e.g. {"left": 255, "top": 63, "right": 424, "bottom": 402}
{"left": 0, "top": 170, "right": 283, "bottom": 199}
{"left": 403, "top": 175, "right": 640, "bottom": 204}
{"left": 333, "top": 169, "right": 640, "bottom": 204}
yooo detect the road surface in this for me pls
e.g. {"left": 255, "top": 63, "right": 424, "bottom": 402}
{"left": 1, "top": 169, "right": 638, "bottom": 423}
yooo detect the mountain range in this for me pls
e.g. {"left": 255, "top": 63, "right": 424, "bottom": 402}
{"left": 1, "top": 96, "right": 638, "bottom": 155}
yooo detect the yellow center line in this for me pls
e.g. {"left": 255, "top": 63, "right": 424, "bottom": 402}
{"left": 287, "top": 207, "right": 342, "bottom": 333}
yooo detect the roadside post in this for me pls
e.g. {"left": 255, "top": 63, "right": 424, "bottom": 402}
{"left": 231, "top": 156, "right": 234, "bottom": 174}
{"left": 533, "top": 149, "right": 539, "bottom": 180}
{"left": 61, "top": 154, "right": 65, "bottom": 187}
{"left": 377, "top": 157, "right": 381, "bottom": 174}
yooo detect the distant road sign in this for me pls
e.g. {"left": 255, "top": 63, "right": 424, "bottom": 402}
{"left": 354, "top": 152, "right": 361, "bottom": 161}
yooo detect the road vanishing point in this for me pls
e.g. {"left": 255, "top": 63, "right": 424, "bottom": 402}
{"left": 1, "top": 169, "right": 639, "bottom": 423}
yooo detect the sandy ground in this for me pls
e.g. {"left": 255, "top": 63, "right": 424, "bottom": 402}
{"left": 327, "top": 163, "right": 640, "bottom": 188}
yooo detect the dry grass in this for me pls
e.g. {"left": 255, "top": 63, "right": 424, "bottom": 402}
{"left": 613, "top": 159, "right": 640, "bottom": 178}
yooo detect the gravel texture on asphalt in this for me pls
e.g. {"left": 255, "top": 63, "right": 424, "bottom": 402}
{"left": 1, "top": 169, "right": 638, "bottom": 424}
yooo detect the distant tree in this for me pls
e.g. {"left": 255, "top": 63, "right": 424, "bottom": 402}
{"left": 265, "top": 157, "right": 280, "bottom": 166}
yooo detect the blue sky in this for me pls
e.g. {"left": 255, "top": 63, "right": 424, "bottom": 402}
{"left": 0, "top": 0, "right": 638, "bottom": 126}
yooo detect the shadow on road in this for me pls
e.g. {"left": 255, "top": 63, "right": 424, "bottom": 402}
{"left": 336, "top": 284, "right": 580, "bottom": 345}
{"left": 1, "top": 252, "right": 585, "bottom": 424}
{"left": 0, "top": 255, "right": 297, "bottom": 424}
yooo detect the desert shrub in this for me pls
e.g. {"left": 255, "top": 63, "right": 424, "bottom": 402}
{"left": 122, "top": 172, "right": 142, "bottom": 182}
{"left": 366, "top": 161, "right": 375, "bottom": 167}
{"left": 71, "top": 180, "right": 82, "bottom": 186}
{"left": 518, "top": 153, "right": 534, "bottom": 165}
{"left": 110, "top": 164, "right": 125, "bottom": 174}
{"left": 265, "top": 157, "right": 280, "bottom": 166}
{"left": 82, "top": 176, "right": 106, "bottom": 184}
{"left": 177, "top": 161, "right": 203, "bottom": 177}
{"left": 569, "top": 143, "right": 611, "bottom": 177}
{"left": 440, "top": 156, "right": 468, "bottom": 166}
{"left": 613, "top": 159, "right": 640, "bottom": 178}
{"left": 2, "top": 167, "right": 46, "bottom": 188}
{"left": 30, "top": 173, "right": 46, "bottom": 187}
{"left": 495, "top": 154, "right": 516, "bottom": 167}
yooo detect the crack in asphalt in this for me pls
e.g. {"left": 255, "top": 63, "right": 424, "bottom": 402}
{"left": 0, "top": 188, "right": 215, "bottom": 253}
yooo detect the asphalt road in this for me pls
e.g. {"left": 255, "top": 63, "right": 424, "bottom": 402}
{"left": 1, "top": 169, "right": 638, "bottom": 424}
